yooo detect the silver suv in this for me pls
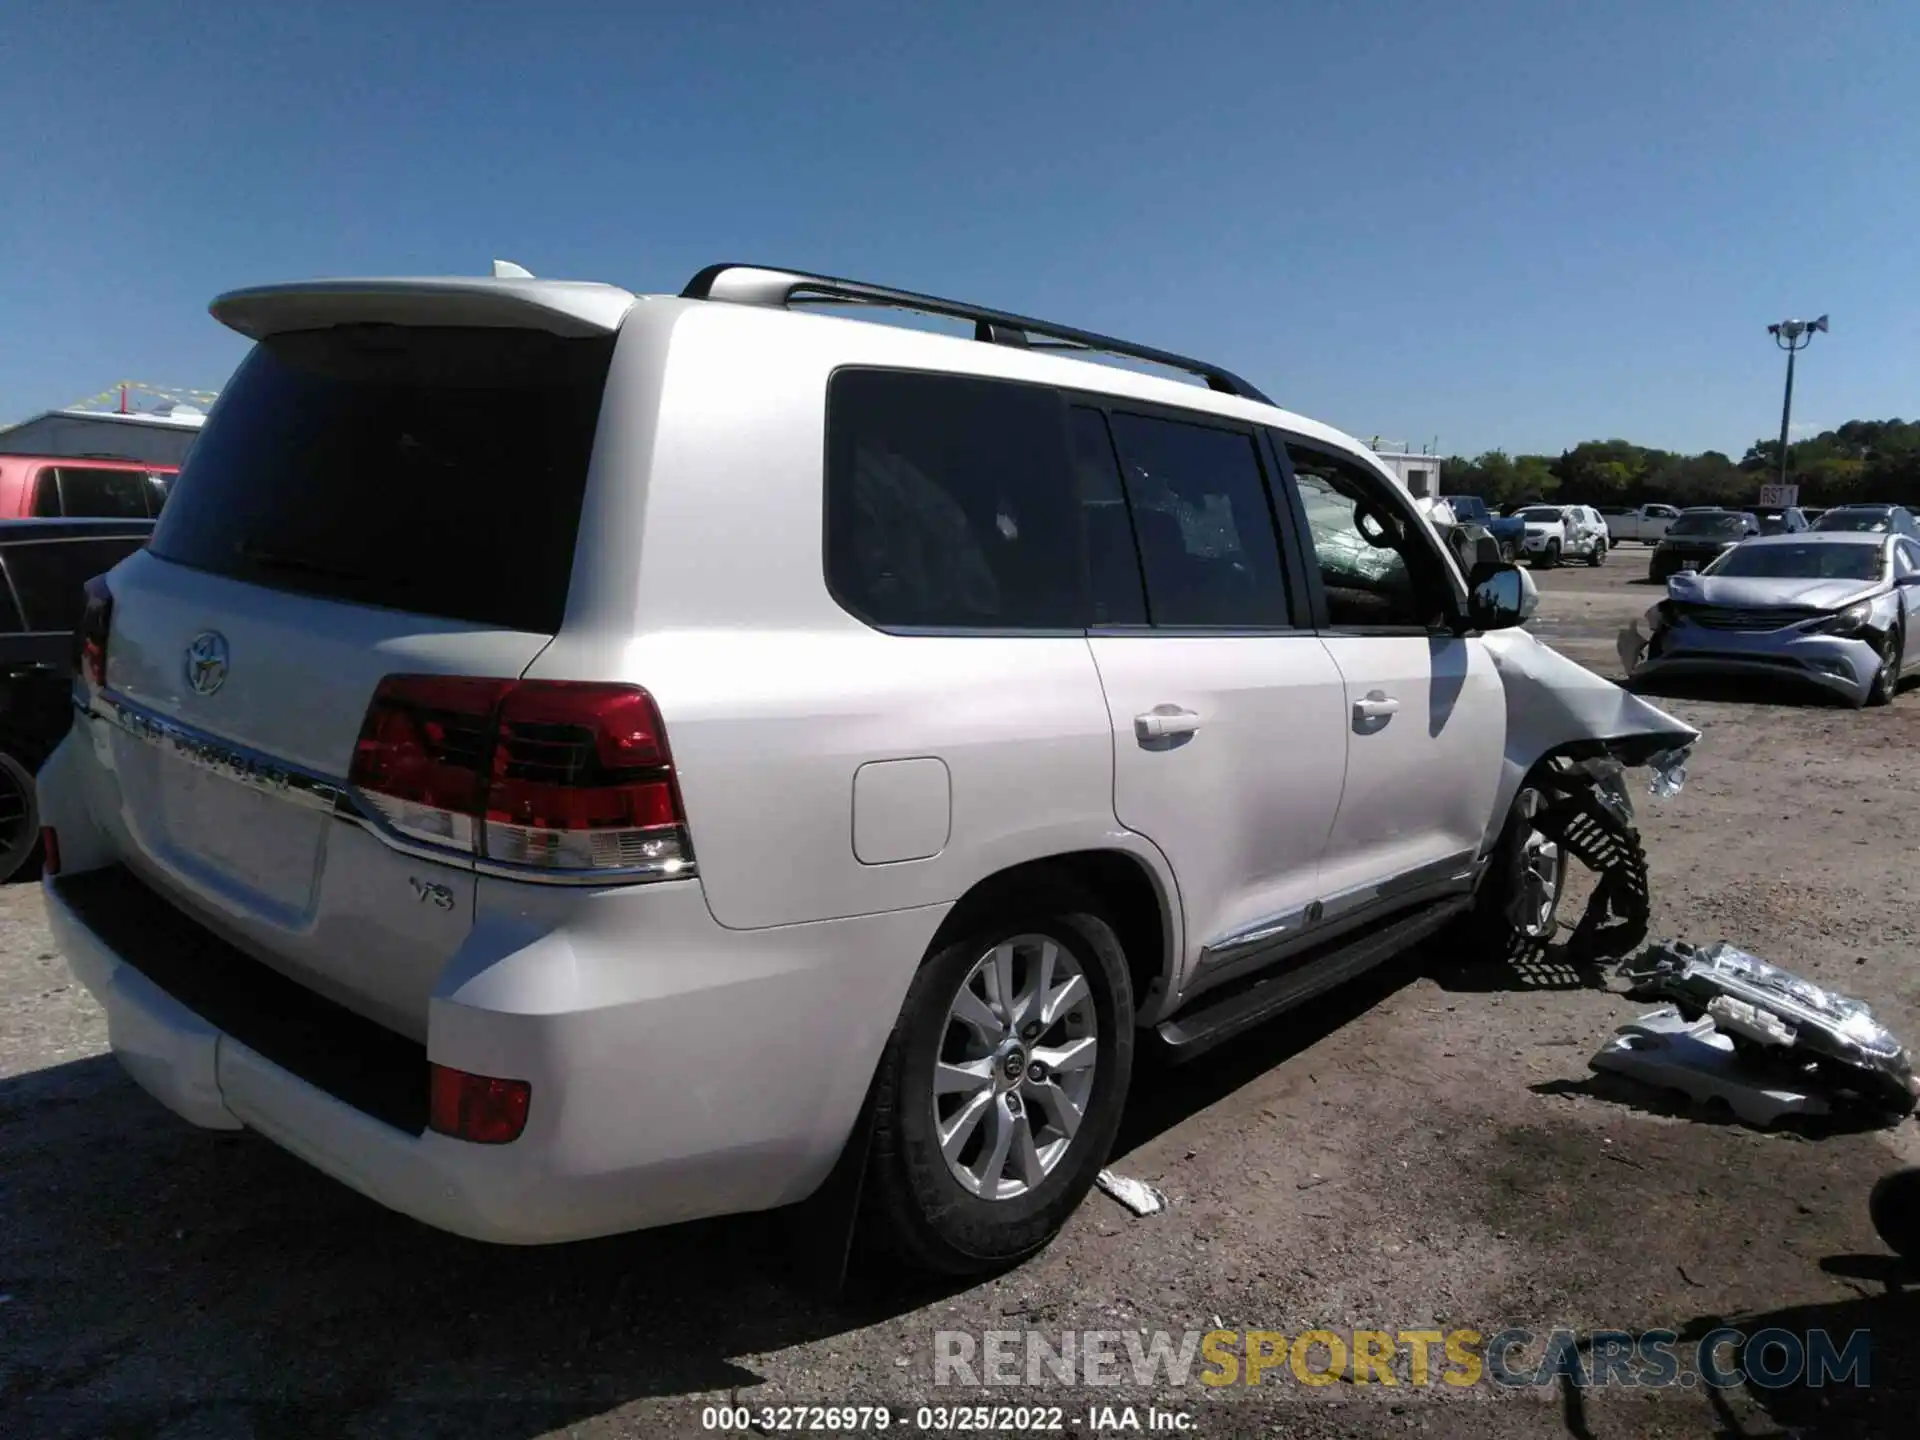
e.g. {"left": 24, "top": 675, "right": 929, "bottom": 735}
{"left": 41, "top": 263, "right": 1695, "bottom": 1274}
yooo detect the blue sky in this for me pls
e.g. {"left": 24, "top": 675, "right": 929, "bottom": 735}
{"left": 4, "top": 1, "right": 1914, "bottom": 458}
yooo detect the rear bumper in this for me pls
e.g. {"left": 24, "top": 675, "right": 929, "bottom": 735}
{"left": 47, "top": 857, "right": 948, "bottom": 1245}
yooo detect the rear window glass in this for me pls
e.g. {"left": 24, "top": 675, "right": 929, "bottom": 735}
{"left": 1668, "top": 512, "right": 1747, "bottom": 537}
{"left": 148, "top": 326, "right": 616, "bottom": 633}
{"left": 824, "top": 369, "right": 1083, "bottom": 630}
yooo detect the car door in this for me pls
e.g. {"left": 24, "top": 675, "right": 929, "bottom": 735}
{"left": 1076, "top": 404, "right": 1350, "bottom": 997}
{"left": 1276, "top": 437, "right": 1506, "bottom": 918}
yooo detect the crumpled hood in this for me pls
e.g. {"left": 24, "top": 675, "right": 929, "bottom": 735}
{"left": 1667, "top": 572, "right": 1882, "bottom": 613}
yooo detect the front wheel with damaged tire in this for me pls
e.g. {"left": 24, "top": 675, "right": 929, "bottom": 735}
{"left": 1452, "top": 784, "right": 1567, "bottom": 961}
{"left": 1861, "top": 626, "right": 1902, "bottom": 708}
{"left": 864, "top": 895, "right": 1135, "bottom": 1276}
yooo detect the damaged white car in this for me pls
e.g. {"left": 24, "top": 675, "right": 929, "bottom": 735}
{"left": 1619, "top": 531, "right": 1920, "bottom": 708}
{"left": 41, "top": 260, "right": 1699, "bottom": 1278}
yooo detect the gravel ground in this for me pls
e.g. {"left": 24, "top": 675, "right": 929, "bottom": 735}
{"left": 5, "top": 551, "right": 1918, "bottom": 1439}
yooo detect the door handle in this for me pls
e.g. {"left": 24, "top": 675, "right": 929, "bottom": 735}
{"left": 1135, "top": 707, "right": 1202, "bottom": 741}
{"left": 1353, "top": 691, "right": 1400, "bottom": 723}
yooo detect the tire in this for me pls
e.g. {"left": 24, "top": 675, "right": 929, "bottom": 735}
{"left": 1870, "top": 1168, "right": 1920, "bottom": 1258}
{"left": 1539, "top": 540, "right": 1561, "bottom": 570}
{"left": 0, "top": 751, "right": 41, "bottom": 884}
{"left": 865, "top": 892, "right": 1135, "bottom": 1276}
{"left": 1864, "top": 625, "right": 1902, "bottom": 708}
{"left": 1587, "top": 538, "right": 1607, "bottom": 567}
{"left": 1450, "top": 783, "right": 1567, "bottom": 960}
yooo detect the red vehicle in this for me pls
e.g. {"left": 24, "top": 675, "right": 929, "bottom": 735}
{"left": 0, "top": 456, "right": 175, "bottom": 518}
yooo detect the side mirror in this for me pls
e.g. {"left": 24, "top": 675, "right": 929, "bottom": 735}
{"left": 1465, "top": 561, "right": 1532, "bottom": 631}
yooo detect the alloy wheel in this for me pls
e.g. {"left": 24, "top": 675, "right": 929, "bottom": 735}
{"left": 0, "top": 753, "right": 38, "bottom": 884}
{"left": 933, "top": 934, "right": 1098, "bottom": 1201}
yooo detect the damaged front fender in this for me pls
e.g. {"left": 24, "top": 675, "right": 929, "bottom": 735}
{"left": 1480, "top": 628, "right": 1699, "bottom": 855}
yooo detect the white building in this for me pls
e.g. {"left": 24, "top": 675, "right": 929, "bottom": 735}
{"left": 1362, "top": 439, "right": 1443, "bottom": 500}
{"left": 0, "top": 383, "right": 214, "bottom": 467}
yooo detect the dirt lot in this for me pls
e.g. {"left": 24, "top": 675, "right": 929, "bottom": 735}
{"left": 5, "top": 550, "right": 1919, "bottom": 1438}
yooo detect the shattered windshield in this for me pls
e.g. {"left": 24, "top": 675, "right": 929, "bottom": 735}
{"left": 1708, "top": 542, "right": 1885, "bottom": 582}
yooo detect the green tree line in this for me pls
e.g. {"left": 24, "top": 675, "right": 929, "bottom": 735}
{"left": 1441, "top": 418, "right": 1920, "bottom": 511}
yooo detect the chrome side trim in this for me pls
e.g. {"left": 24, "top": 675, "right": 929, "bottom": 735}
{"left": 86, "top": 689, "right": 695, "bottom": 889}
{"left": 1315, "top": 848, "right": 1480, "bottom": 926}
{"left": 1194, "top": 848, "right": 1482, "bottom": 983}
{"left": 1201, "top": 906, "right": 1312, "bottom": 968}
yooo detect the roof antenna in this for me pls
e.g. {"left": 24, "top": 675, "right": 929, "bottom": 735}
{"left": 492, "top": 259, "right": 534, "bottom": 279}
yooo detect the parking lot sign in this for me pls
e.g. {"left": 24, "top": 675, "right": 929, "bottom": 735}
{"left": 1758, "top": 483, "right": 1799, "bottom": 508}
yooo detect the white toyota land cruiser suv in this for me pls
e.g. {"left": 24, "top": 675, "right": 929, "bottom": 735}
{"left": 40, "top": 263, "right": 1696, "bottom": 1275}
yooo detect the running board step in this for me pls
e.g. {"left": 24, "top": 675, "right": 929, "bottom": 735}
{"left": 1156, "top": 896, "right": 1472, "bottom": 1062}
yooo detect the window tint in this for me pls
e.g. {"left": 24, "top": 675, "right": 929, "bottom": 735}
{"left": 42, "top": 466, "right": 156, "bottom": 518}
{"left": 826, "top": 370, "right": 1082, "bottom": 630}
{"left": 1104, "top": 413, "right": 1288, "bottom": 627}
{"left": 1285, "top": 442, "right": 1447, "bottom": 630}
{"left": 1068, "top": 407, "right": 1147, "bottom": 626}
{"left": 1895, "top": 540, "right": 1919, "bottom": 578}
{"left": 149, "top": 327, "right": 614, "bottom": 633}
{"left": 4, "top": 537, "right": 149, "bottom": 631}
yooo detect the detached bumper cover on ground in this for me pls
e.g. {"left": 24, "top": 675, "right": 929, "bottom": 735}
{"left": 1614, "top": 939, "right": 1919, "bottom": 1118}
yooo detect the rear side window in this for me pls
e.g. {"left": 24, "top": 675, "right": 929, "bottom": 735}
{"left": 825, "top": 370, "right": 1082, "bottom": 630}
{"left": 1069, "top": 407, "right": 1147, "bottom": 626}
{"left": 149, "top": 326, "right": 616, "bottom": 633}
{"left": 4, "top": 537, "right": 149, "bottom": 631}
{"left": 1104, "top": 412, "right": 1289, "bottom": 627}
{"left": 32, "top": 466, "right": 159, "bottom": 518}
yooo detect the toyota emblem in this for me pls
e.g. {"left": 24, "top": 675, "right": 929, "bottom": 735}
{"left": 184, "top": 631, "right": 230, "bottom": 696}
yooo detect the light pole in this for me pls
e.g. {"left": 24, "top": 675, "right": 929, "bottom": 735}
{"left": 1766, "top": 315, "right": 1828, "bottom": 489}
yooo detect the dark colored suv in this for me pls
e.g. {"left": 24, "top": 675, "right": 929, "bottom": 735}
{"left": 0, "top": 518, "right": 155, "bottom": 879}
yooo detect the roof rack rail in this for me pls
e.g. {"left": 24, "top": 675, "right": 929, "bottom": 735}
{"left": 680, "top": 263, "right": 1273, "bottom": 405}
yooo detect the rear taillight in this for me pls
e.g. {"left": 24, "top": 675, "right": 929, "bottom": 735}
{"left": 428, "top": 1063, "right": 531, "bottom": 1144}
{"left": 347, "top": 676, "right": 693, "bottom": 881}
{"left": 40, "top": 827, "right": 60, "bottom": 877}
{"left": 76, "top": 575, "right": 113, "bottom": 687}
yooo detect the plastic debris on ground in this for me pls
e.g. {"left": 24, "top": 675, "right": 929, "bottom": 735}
{"left": 1094, "top": 1169, "right": 1167, "bottom": 1217}
{"left": 1592, "top": 939, "right": 1920, "bottom": 1127}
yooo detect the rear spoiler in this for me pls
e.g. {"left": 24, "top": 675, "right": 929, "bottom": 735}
{"left": 210, "top": 278, "right": 639, "bottom": 341}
